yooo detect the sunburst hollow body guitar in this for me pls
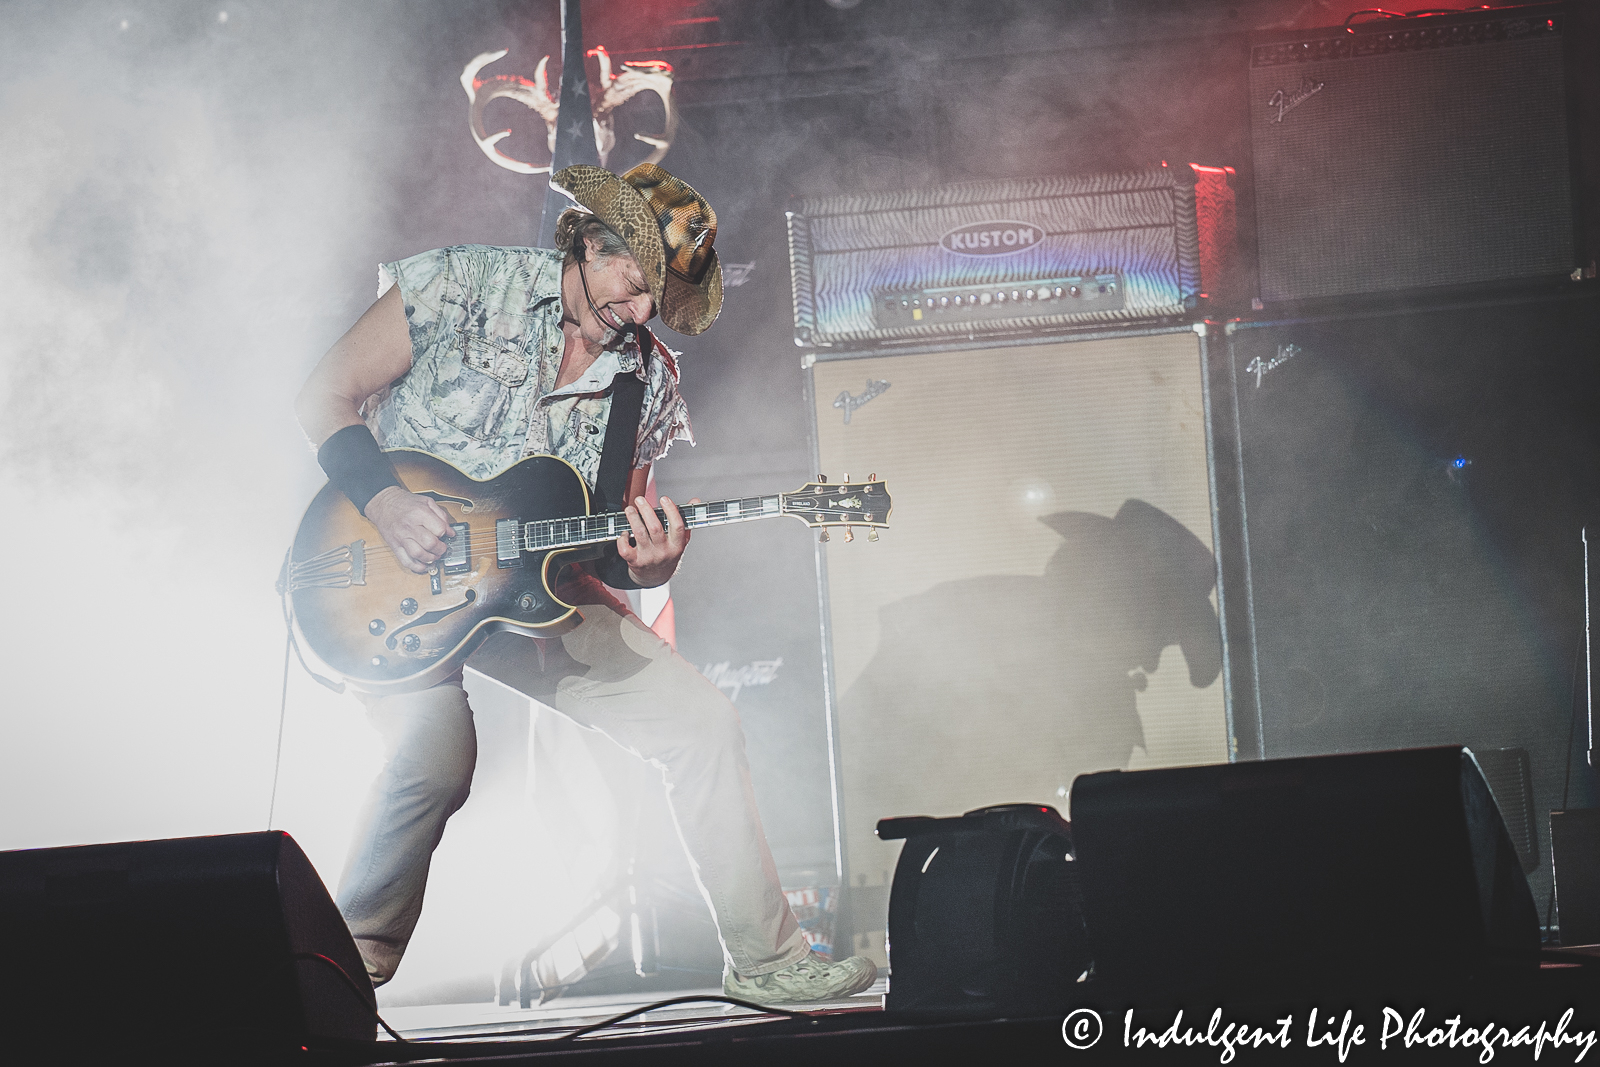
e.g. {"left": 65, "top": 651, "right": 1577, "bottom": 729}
{"left": 286, "top": 451, "right": 892, "bottom": 695}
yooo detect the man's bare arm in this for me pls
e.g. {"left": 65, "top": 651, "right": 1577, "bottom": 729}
{"left": 294, "top": 285, "right": 413, "bottom": 444}
{"left": 295, "top": 286, "right": 453, "bottom": 573}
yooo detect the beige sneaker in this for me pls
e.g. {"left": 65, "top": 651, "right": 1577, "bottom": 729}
{"left": 724, "top": 949, "right": 878, "bottom": 1006}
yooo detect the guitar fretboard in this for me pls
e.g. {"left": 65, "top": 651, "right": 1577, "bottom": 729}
{"left": 520, "top": 495, "right": 785, "bottom": 551}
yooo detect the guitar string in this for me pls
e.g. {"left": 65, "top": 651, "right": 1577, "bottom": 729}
{"left": 287, "top": 488, "right": 880, "bottom": 565}
{"left": 305, "top": 507, "right": 885, "bottom": 582}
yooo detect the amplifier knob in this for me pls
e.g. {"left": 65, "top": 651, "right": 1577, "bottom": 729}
{"left": 1053, "top": 286, "right": 1064, "bottom": 299}
{"left": 1069, "top": 285, "right": 1081, "bottom": 297}
{"left": 995, "top": 291, "right": 1006, "bottom": 303}
{"left": 1024, "top": 288, "right": 1035, "bottom": 300}
{"left": 938, "top": 296, "right": 949, "bottom": 307}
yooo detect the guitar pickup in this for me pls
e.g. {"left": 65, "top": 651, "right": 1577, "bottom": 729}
{"left": 496, "top": 518, "right": 523, "bottom": 568}
{"left": 442, "top": 523, "right": 470, "bottom": 574}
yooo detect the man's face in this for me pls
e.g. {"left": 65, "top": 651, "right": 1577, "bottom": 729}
{"left": 574, "top": 239, "right": 655, "bottom": 348}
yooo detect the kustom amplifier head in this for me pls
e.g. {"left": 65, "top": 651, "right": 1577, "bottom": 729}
{"left": 786, "top": 164, "right": 1236, "bottom": 348}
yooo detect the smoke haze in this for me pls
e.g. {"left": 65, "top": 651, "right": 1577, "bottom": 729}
{"left": 6, "top": 0, "right": 1577, "bottom": 999}
{"left": 0, "top": 1, "right": 414, "bottom": 863}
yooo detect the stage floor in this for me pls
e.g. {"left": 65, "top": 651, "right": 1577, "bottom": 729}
{"left": 377, "top": 976, "right": 889, "bottom": 1045}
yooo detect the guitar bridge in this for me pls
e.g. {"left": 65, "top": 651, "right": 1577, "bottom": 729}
{"left": 287, "top": 540, "right": 367, "bottom": 591}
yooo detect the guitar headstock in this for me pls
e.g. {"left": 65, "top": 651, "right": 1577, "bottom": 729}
{"left": 781, "top": 475, "right": 893, "bottom": 541}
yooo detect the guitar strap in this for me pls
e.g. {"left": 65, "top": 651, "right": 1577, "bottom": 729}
{"left": 588, "top": 326, "right": 651, "bottom": 589}
{"left": 596, "top": 325, "right": 650, "bottom": 512}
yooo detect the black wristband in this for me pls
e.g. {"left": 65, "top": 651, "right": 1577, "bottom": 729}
{"left": 317, "top": 424, "right": 404, "bottom": 516}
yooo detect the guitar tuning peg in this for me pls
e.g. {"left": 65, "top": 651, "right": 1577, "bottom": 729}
{"left": 818, "top": 529, "right": 830, "bottom": 543}
{"left": 868, "top": 473, "right": 877, "bottom": 482}
{"left": 842, "top": 473, "right": 850, "bottom": 483}
{"left": 868, "top": 528, "right": 879, "bottom": 542}
{"left": 843, "top": 526, "right": 855, "bottom": 543}
{"left": 818, "top": 474, "right": 828, "bottom": 484}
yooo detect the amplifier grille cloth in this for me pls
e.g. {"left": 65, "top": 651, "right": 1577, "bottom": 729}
{"left": 813, "top": 332, "right": 1227, "bottom": 943}
{"left": 1250, "top": 33, "right": 1573, "bottom": 302}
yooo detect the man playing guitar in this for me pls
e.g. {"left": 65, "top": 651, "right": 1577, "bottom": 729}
{"left": 295, "top": 163, "right": 875, "bottom": 1005}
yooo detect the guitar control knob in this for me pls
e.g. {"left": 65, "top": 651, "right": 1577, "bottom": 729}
{"left": 368, "top": 619, "right": 386, "bottom": 636}
{"left": 402, "top": 634, "right": 421, "bottom": 653}
{"left": 400, "top": 598, "right": 418, "bottom": 616}
{"left": 518, "top": 593, "right": 537, "bottom": 611}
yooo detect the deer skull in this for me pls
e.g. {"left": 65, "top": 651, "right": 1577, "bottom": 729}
{"left": 461, "top": 46, "right": 677, "bottom": 175}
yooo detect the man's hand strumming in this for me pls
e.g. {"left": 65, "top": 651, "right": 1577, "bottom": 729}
{"left": 364, "top": 486, "right": 455, "bottom": 574}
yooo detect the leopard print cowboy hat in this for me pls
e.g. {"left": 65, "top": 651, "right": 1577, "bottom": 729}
{"left": 551, "top": 163, "right": 723, "bottom": 336}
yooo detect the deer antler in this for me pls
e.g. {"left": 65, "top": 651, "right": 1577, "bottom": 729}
{"left": 589, "top": 46, "right": 678, "bottom": 168}
{"left": 461, "top": 49, "right": 559, "bottom": 175}
{"left": 460, "top": 47, "right": 677, "bottom": 174}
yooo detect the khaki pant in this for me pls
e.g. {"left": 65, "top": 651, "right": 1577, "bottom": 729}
{"left": 334, "top": 574, "right": 807, "bottom": 985}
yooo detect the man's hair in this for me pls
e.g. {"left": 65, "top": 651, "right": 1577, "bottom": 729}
{"left": 555, "top": 208, "right": 632, "bottom": 264}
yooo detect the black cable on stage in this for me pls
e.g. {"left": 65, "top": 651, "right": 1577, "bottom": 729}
{"left": 1344, "top": 8, "right": 1405, "bottom": 26}
{"left": 292, "top": 952, "right": 408, "bottom": 1043}
{"left": 555, "top": 995, "right": 807, "bottom": 1042}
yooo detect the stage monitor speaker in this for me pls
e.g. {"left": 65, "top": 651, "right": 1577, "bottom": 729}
{"left": 1071, "top": 746, "right": 1539, "bottom": 998}
{"left": 0, "top": 831, "right": 376, "bottom": 1053}
{"left": 1249, "top": 5, "right": 1581, "bottom": 305}
{"left": 1216, "top": 291, "right": 1600, "bottom": 908}
{"left": 809, "top": 324, "right": 1234, "bottom": 956}
{"left": 876, "top": 804, "right": 1088, "bottom": 1015}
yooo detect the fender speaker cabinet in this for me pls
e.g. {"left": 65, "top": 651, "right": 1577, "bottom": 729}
{"left": 1214, "top": 289, "right": 1600, "bottom": 913}
{"left": 787, "top": 164, "right": 1238, "bottom": 349}
{"left": 1248, "top": 4, "right": 1594, "bottom": 305}
{"left": 806, "top": 322, "right": 1238, "bottom": 962}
